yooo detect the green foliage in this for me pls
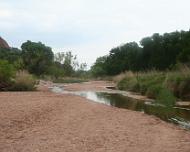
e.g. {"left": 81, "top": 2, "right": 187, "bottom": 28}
{"left": 91, "top": 30, "right": 190, "bottom": 77}
{"left": 0, "top": 47, "right": 23, "bottom": 70}
{"left": 146, "top": 85, "right": 163, "bottom": 99}
{"left": 0, "top": 60, "right": 15, "bottom": 83}
{"left": 54, "top": 52, "right": 76, "bottom": 76}
{"left": 21, "top": 41, "right": 54, "bottom": 76}
{"left": 0, "top": 60, "right": 16, "bottom": 91}
{"left": 91, "top": 56, "right": 107, "bottom": 77}
{"left": 178, "top": 48, "right": 190, "bottom": 63}
{"left": 118, "top": 76, "right": 139, "bottom": 92}
{"left": 0, "top": 48, "right": 21, "bottom": 63}
{"left": 10, "top": 71, "right": 37, "bottom": 91}
{"left": 47, "top": 62, "right": 64, "bottom": 79}
{"left": 116, "top": 70, "right": 190, "bottom": 106}
{"left": 164, "top": 67, "right": 190, "bottom": 100}
{"left": 156, "top": 88, "right": 176, "bottom": 107}
{"left": 54, "top": 51, "right": 86, "bottom": 77}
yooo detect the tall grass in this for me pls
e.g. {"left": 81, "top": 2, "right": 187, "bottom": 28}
{"left": 116, "top": 66, "right": 190, "bottom": 106}
{"left": 10, "top": 71, "right": 37, "bottom": 91}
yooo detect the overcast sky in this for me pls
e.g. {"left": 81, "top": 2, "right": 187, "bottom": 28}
{"left": 0, "top": 0, "right": 190, "bottom": 67}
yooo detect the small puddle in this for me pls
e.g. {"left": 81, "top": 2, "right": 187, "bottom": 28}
{"left": 51, "top": 87, "right": 190, "bottom": 130}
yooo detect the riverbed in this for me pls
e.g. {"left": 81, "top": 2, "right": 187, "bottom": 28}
{"left": 1, "top": 81, "right": 190, "bottom": 152}
{"left": 51, "top": 82, "right": 190, "bottom": 130}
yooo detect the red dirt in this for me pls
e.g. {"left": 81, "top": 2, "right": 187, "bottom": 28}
{"left": 0, "top": 81, "right": 190, "bottom": 152}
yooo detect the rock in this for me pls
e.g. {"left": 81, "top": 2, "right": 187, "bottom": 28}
{"left": 0, "top": 36, "right": 10, "bottom": 49}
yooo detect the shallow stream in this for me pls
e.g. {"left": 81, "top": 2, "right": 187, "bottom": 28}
{"left": 51, "top": 86, "right": 190, "bottom": 130}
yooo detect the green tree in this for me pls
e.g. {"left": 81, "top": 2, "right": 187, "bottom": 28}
{"left": 91, "top": 56, "right": 107, "bottom": 77}
{"left": 0, "top": 47, "right": 23, "bottom": 69}
{"left": 21, "top": 41, "right": 54, "bottom": 76}
{"left": 54, "top": 51, "right": 79, "bottom": 76}
{"left": 178, "top": 48, "right": 190, "bottom": 63}
{"left": 91, "top": 29, "right": 190, "bottom": 77}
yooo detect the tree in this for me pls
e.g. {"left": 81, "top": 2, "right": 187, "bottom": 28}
{"left": 54, "top": 51, "right": 80, "bottom": 76}
{"left": 21, "top": 41, "right": 54, "bottom": 75}
{"left": 178, "top": 48, "right": 190, "bottom": 63}
{"left": 0, "top": 47, "right": 24, "bottom": 70}
{"left": 91, "top": 56, "right": 107, "bottom": 77}
{"left": 91, "top": 29, "right": 190, "bottom": 77}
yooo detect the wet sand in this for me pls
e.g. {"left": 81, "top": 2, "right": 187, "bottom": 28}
{"left": 0, "top": 81, "right": 190, "bottom": 152}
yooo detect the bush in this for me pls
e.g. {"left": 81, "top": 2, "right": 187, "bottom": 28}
{"left": 10, "top": 71, "right": 37, "bottom": 91}
{"left": 138, "top": 72, "right": 165, "bottom": 95}
{"left": 0, "top": 60, "right": 15, "bottom": 82}
{"left": 146, "top": 85, "right": 163, "bottom": 99}
{"left": 0, "top": 60, "right": 15, "bottom": 90}
{"left": 164, "top": 67, "right": 190, "bottom": 99}
{"left": 118, "top": 76, "right": 139, "bottom": 92}
{"left": 156, "top": 88, "right": 176, "bottom": 107}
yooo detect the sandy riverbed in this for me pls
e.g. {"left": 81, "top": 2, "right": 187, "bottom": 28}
{"left": 0, "top": 81, "right": 190, "bottom": 152}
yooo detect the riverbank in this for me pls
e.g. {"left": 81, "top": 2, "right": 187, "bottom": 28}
{"left": 1, "top": 81, "right": 190, "bottom": 152}
{"left": 115, "top": 70, "right": 190, "bottom": 107}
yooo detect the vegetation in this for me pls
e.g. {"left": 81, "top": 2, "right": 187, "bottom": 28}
{"left": 0, "top": 39, "right": 88, "bottom": 91}
{"left": 10, "top": 71, "right": 37, "bottom": 91}
{"left": 115, "top": 66, "right": 190, "bottom": 106}
{"left": 90, "top": 29, "right": 190, "bottom": 106}
{"left": 0, "top": 60, "right": 15, "bottom": 90}
{"left": 21, "top": 41, "right": 54, "bottom": 76}
{"left": 91, "top": 30, "right": 190, "bottom": 76}
{"left": 1, "top": 28, "right": 190, "bottom": 97}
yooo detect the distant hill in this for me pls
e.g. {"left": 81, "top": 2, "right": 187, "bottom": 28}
{"left": 0, "top": 37, "right": 10, "bottom": 49}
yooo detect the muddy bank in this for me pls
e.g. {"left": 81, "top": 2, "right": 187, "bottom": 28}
{"left": 0, "top": 81, "right": 190, "bottom": 152}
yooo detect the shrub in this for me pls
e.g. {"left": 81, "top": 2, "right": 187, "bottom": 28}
{"left": 113, "top": 71, "right": 133, "bottom": 83}
{"left": 146, "top": 85, "right": 163, "bottom": 99}
{"left": 118, "top": 76, "right": 139, "bottom": 92}
{"left": 117, "top": 68, "right": 190, "bottom": 102}
{"left": 164, "top": 67, "right": 190, "bottom": 99}
{"left": 0, "top": 60, "right": 15, "bottom": 90}
{"left": 0, "top": 60, "right": 15, "bottom": 82}
{"left": 10, "top": 71, "right": 37, "bottom": 91}
{"left": 156, "top": 88, "right": 176, "bottom": 107}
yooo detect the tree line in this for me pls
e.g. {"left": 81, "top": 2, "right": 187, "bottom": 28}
{"left": 0, "top": 40, "right": 87, "bottom": 78}
{"left": 91, "top": 30, "right": 190, "bottom": 76}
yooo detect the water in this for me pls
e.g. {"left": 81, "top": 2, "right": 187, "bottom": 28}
{"left": 51, "top": 88, "right": 190, "bottom": 130}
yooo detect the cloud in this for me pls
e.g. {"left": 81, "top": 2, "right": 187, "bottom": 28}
{"left": 1, "top": 0, "right": 190, "bottom": 66}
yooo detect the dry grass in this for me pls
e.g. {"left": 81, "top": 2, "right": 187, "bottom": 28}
{"left": 116, "top": 66, "right": 190, "bottom": 105}
{"left": 10, "top": 71, "right": 37, "bottom": 91}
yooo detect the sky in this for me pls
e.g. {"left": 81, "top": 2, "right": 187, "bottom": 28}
{"left": 0, "top": 0, "right": 190, "bottom": 67}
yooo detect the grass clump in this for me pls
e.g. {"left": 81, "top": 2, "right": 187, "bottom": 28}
{"left": 156, "top": 88, "right": 176, "bottom": 107}
{"left": 164, "top": 68, "right": 190, "bottom": 100}
{"left": 10, "top": 71, "right": 37, "bottom": 91}
{"left": 146, "top": 84, "right": 163, "bottom": 99}
{"left": 117, "top": 71, "right": 139, "bottom": 92}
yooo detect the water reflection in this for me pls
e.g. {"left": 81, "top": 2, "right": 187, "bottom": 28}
{"left": 74, "top": 91, "right": 190, "bottom": 129}
{"left": 52, "top": 88, "right": 190, "bottom": 130}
